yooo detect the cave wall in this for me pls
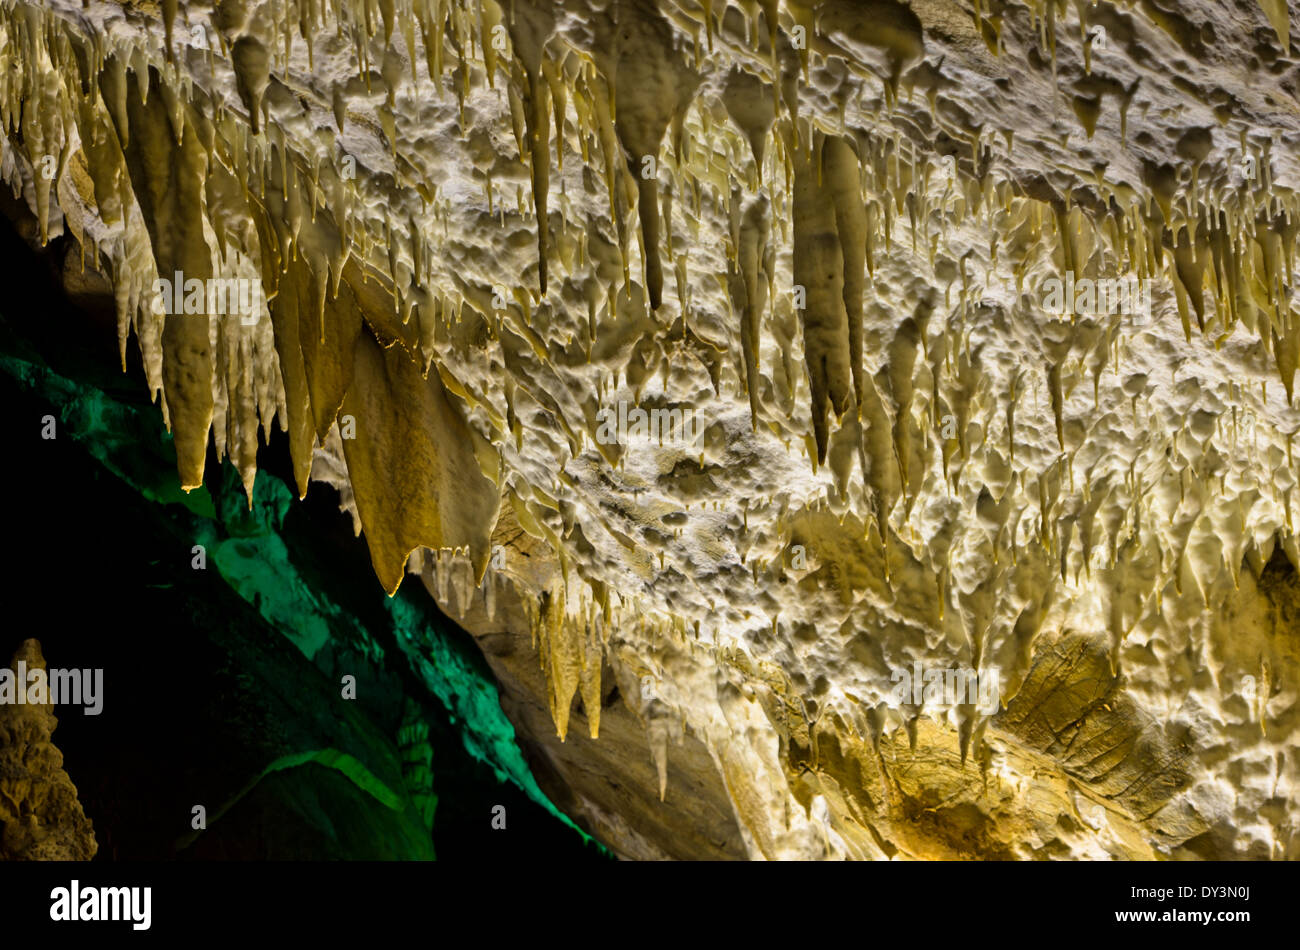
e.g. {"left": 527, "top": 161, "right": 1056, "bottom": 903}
{"left": 0, "top": 0, "right": 1297, "bottom": 859}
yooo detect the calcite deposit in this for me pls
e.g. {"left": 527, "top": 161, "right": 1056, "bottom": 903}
{"left": 0, "top": 641, "right": 97, "bottom": 861}
{"left": 2, "top": 0, "right": 1298, "bottom": 859}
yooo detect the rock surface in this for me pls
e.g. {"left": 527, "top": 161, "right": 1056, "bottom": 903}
{"left": 2, "top": 0, "right": 1298, "bottom": 858}
{"left": 0, "top": 640, "right": 97, "bottom": 861}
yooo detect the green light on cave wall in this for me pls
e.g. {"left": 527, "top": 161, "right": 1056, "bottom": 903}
{"left": 0, "top": 322, "right": 604, "bottom": 855}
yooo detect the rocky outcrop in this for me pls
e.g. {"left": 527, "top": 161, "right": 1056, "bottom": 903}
{"left": 2, "top": 0, "right": 1298, "bottom": 859}
{"left": 0, "top": 640, "right": 97, "bottom": 861}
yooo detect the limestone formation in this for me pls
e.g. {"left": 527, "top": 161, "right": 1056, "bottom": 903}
{"left": 0, "top": 640, "right": 97, "bottom": 861}
{"left": 2, "top": 0, "right": 1298, "bottom": 859}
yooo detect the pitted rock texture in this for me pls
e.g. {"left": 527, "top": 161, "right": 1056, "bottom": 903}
{"left": 2, "top": 0, "right": 1299, "bottom": 858}
{"left": 0, "top": 640, "right": 97, "bottom": 861}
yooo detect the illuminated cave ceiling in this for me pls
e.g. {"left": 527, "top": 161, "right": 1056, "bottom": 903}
{"left": 2, "top": 0, "right": 1299, "bottom": 860}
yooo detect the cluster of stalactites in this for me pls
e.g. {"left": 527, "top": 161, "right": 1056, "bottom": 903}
{"left": 4, "top": 0, "right": 1300, "bottom": 775}
{"left": 0, "top": 0, "right": 518, "bottom": 596}
{"left": 8, "top": 1, "right": 1298, "bottom": 483}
